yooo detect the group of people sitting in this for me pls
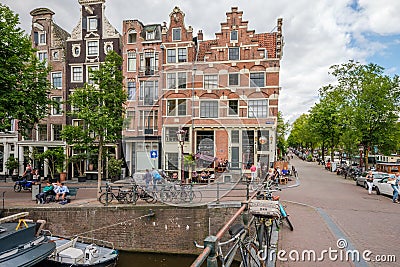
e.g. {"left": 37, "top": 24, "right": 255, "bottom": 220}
{"left": 192, "top": 171, "right": 215, "bottom": 183}
{"left": 35, "top": 181, "right": 69, "bottom": 204}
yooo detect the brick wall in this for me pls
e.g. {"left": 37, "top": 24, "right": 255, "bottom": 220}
{"left": 4, "top": 205, "right": 243, "bottom": 254}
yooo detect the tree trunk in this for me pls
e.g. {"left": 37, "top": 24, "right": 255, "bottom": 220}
{"left": 97, "top": 139, "right": 103, "bottom": 198}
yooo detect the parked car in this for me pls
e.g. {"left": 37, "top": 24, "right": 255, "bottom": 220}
{"left": 356, "top": 172, "right": 389, "bottom": 189}
{"left": 374, "top": 174, "right": 399, "bottom": 199}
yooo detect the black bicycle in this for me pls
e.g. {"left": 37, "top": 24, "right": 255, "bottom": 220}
{"left": 98, "top": 183, "right": 136, "bottom": 205}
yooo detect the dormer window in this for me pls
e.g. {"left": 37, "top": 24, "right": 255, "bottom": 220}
{"left": 128, "top": 30, "right": 137, "bottom": 43}
{"left": 230, "top": 30, "right": 238, "bottom": 41}
{"left": 146, "top": 30, "right": 155, "bottom": 40}
{"left": 88, "top": 17, "right": 98, "bottom": 31}
{"left": 172, "top": 28, "right": 181, "bottom": 41}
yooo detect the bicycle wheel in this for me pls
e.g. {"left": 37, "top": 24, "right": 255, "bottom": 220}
{"left": 243, "top": 242, "right": 261, "bottom": 267}
{"left": 14, "top": 184, "right": 22, "bottom": 192}
{"left": 99, "top": 192, "right": 114, "bottom": 205}
{"left": 143, "top": 192, "right": 156, "bottom": 203}
{"left": 256, "top": 223, "right": 265, "bottom": 250}
{"left": 159, "top": 190, "right": 171, "bottom": 202}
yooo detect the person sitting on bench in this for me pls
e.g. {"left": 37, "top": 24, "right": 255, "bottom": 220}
{"left": 36, "top": 181, "right": 54, "bottom": 204}
{"left": 55, "top": 182, "right": 69, "bottom": 201}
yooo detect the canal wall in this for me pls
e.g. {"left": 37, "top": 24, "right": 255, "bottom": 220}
{"left": 4, "top": 204, "right": 244, "bottom": 254}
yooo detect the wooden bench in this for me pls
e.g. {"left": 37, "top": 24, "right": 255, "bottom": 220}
{"left": 66, "top": 187, "right": 79, "bottom": 200}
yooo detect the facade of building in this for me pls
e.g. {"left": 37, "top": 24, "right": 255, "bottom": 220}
{"left": 65, "top": 0, "right": 122, "bottom": 179}
{"left": 121, "top": 19, "right": 163, "bottom": 175}
{"left": 161, "top": 7, "right": 283, "bottom": 180}
{"left": 16, "top": 7, "right": 70, "bottom": 178}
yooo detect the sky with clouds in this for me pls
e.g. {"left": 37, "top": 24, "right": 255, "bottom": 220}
{"left": 3, "top": 0, "right": 400, "bottom": 123}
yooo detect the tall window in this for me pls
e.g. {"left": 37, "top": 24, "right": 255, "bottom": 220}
{"left": 248, "top": 99, "right": 268, "bottom": 118}
{"left": 125, "top": 111, "right": 135, "bottom": 130}
{"left": 51, "top": 72, "right": 62, "bottom": 89}
{"left": 178, "top": 48, "right": 187, "bottom": 62}
{"left": 38, "top": 124, "right": 47, "bottom": 141}
{"left": 229, "top": 47, "right": 239, "bottom": 60}
{"left": 172, "top": 28, "right": 181, "bottom": 41}
{"left": 250, "top": 72, "right": 265, "bottom": 87}
{"left": 204, "top": 75, "right": 218, "bottom": 89}
{"left": 166, "top": 153, "right": 178, "bottom": 170}
{"left": 167, "top": 99, "right": 186, "bottom": 116}
{"left": 52, "top": 124, "right": 62, "bottom": 141}
{"left": 167, "top": 49, "right": 176, "bottom": 63}
{"left": 178, "top": 72, "right": 187, "bottom": 88}
{"left": 167, "top": 73, "right": 176, "bottom": 89}
{"left": 139, "top": 51, "right": 158, "bottom": 75}
{"left": 87, "top": 65, "right": 98, "bottom": 84}
{"left": 87, "top": 41, "right": 99, "bottom": 55}
{"left": 127, "top": 81, "right": 136, "bottom": 100}
{"left": 228, "top": 100, "right": 238, "bottom": 116}
{"left": 230, "top": 30, "right": 238, "bottom": 41}
{"left": 51, "top": 97, "right": 63, "bottom": 115}
{"left": 88, "top": 17, "right": 98, "bottom": 31}
{"left": 34, "top": 31, "right": 46, "bottom": 45}
{"left": 165, "top": 127, "right": 178, "bottom": 142}
{"left": 127, "top": 51, "right": 136, "bottom": 71}
{"left": 127, "top": 30, "right": 137, "bottom": 43}
{"left": 200, "top": 101, "right": 218, "bottom": 118}
{"left": 139, "top": 81, "right": 158, "bottom": 105}
{"left": 146, "top": 30, "right": 155, "bottom": 40}
{"left": 37, "top": 51, "right": 48, "bottom": 63}
{"left": 72, "top": 66, "right": 83, "bottom": 82}
{"left": 229, "top": 73, "right": 239, "bottom": 86}
{"left": 140, "top": 110, "right": 158, "bottom": 133}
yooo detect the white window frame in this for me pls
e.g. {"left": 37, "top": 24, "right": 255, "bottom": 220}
{"left": 204, "top": 74, "right": 218, "bottom": 89}
{"left": 86, "top": 65, "right": 99, "bottom": 84}
{"left": 167, "top": 99, "right": 187, "bottom": 116}
{"left": 127, "top": 81, "right": 136, "bottom": 101}
{"left": 71, "top": 66, "right": 83, "bottom": 82}
{"left": 72, "top": 44, "right": 81, "bottom": 57}
{"left": 230, "top": 30, "right": 238, "bottom": 42}
{"left": 38, "top": 31, "right": 46, "bottom": 45}
{"left": 248, "top": 99, "right": 268, "bottom": 118}
{"left": 250, "top": 72, "right": 265, "bottom": 88}
{"left": 127, "top": 51, "right": 136, "bottom": 72}
{"left": 87, "top": 40, "right": 99, "bottom": 56}
{"left": 37, "top": 51, "right": 48, "bottom": 66}
{"left": 167, "top": 49, "right": 176, "bottom": 63}
{"left": 51, "top": 96, "right": 63, "bottom": 116}
{"left": 51, "top": 72, "right": 62, "bottom": 89}
{"left": 88, "top": 17, "right": 98, "bottom": 31}
{"left": 228, "top": 73, "right": 239, "bottom": 87}
{"left": 228, "top": 100, "right": 239, "bottom": 116}
{"left": 228, "top": 47, "right": 240, "bottom": 61}
{"left": 127, "top": 30, "right": 137, "bottom": 43}
{"left": 51, "top": 124, "right": 62, "bottom": 141}
{"left": 200, "top": 101, "right": 219, "bottom": 118}
{"left": 172, "top": 28, "right": 181, "bottom": 41}
{"left": 146, "top": 30, "right": 155, "bottom": 40}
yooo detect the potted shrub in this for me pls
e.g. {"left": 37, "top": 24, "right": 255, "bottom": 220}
{"left": 107, "top": 158, "right": 123, "bottom": 181}
{"left": 36, "top": 147, "right": 65, "bottom": 182}
{"left": 70, "top": 153, "right": 87, "bottom": 182}
{"left": 5, "top": 155, "right": 19, "bottom": 179}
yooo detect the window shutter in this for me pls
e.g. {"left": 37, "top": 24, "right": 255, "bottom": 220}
{"left": 34, "top": 32, "right": 38, "bottom": 44}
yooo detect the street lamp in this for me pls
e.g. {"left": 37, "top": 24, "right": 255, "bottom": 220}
{"left": 358, "top": 144, "right": 364, "bottom": 170}
{"left": 176, "top": 128, "right": 187, "bottom": 184}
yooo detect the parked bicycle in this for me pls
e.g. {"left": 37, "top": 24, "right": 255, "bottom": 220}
{"left": 195, "top": 223, "right": 261, "bottom": 267}
{"left": 98, "top": 182, "right": 136, "bottom": 205}
{"left": 134, "top": 184, "right": 157, "bottom": 203}
{"left": 159, "top": 182, "right": 202, "bottom": 204}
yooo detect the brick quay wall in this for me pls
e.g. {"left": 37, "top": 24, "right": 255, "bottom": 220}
{"left": 4, "top": 204, "right": 243, "bottom": 254}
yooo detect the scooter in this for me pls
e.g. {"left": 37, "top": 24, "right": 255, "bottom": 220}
{"left": 14, "top": 177, "right": 35, "bottom": 192}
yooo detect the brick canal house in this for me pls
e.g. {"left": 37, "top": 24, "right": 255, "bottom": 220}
{"left": 16, "top": 7, "right": 70, "bottom": 178}
{"left": 65, "top": 0, "right": 122, "bottom": 180}
{"left": 121, "top": 19, "right": 163, "bottom": 173}
{"left": 160, "top": 7, "right": 283, "bottom": 181}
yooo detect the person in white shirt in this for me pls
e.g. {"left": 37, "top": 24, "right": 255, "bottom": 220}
{"left": 55, "top": 182, "right": 69, "bottom": 201}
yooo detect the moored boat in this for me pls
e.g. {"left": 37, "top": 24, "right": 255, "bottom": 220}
{"left": 40, "top": 235, "right": 118, "bottom": 267}
{"left": 0, "top": 212, "right": 56, "bottom": 267}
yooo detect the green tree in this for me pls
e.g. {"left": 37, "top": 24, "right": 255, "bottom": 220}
{"left": 64, "top": 51, "right": 126, "bottom": 195}
{"left": 0, "top": 4, "right": 52, "bottom": 133}
{"left": 327, "top": 61, "right": 400, "bottom": 168}
{"left": 36, "top": 147, "right": 65, "bottom": 180}
{"left": 276, "top": 111, "right": 290, "bottom": 159}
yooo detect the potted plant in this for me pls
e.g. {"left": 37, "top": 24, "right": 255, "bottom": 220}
{"left": 69, "top": 153, "right": 87, "bottom": 182}
{"left": 36, "top": 147, "right": 65, "bottom": 182}
{"left": 5, "top": 155, "right": 19, "bottom": 180}
{"left": 107, "top": 158, "right": 123, "bottom": 181}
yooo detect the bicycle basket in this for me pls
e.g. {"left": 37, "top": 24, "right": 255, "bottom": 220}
{"left": 249, "top": 200, "right": 280, "bottom": 218}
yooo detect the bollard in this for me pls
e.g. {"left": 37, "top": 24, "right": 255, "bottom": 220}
{"left": 204, "top": 236, "right": 218, "bottom": 267}
{"left": 216, "top": 182, "right": 220, "bottom": 204}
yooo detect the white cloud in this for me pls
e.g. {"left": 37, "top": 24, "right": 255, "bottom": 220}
{"left": 2, "top": 0, "right": 399, "bottom": 124}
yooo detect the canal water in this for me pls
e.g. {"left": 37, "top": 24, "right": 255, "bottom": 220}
{"left": 117, "top": 251, "right": 241, "bottom": 267}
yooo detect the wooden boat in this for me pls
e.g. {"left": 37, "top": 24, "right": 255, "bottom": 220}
{"left": 0, "top": 212, "right": 56, "bottom": 267}
{"left": 41, "top": 235, "right": 118, "bottom": 267}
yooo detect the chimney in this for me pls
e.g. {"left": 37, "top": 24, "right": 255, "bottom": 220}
{"left": 197, "top": 29, "right": 203, "bottom": 41}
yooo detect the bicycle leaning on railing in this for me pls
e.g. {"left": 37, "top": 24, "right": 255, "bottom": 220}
{"left": 98, "top": 182, "right": 137, "bottom": 205}
{"left": 158, "top": 182, "right": 202, "bottom": 204}
{"left": 195, "top": 223, "right": 261, "bottom": 267}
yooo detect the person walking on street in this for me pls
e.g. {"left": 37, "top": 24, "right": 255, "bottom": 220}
{"left": 388, "top": 172, "right": 400, "bottom": 203}
{"left": 365, "top": 170, "right": 374, "bottom": 195}
{"left": 250, "top": 164, "right": 257, "bottom": 183}
{"left": 143, "top": 169, "right": 152, "bottom": 190}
